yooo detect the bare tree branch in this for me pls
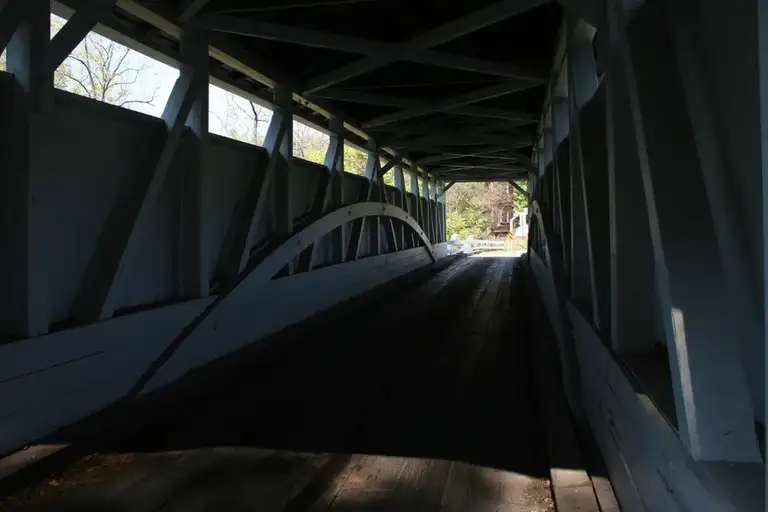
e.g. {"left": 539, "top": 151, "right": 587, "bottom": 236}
{"left": 60, "top": 32, "right": 158, "bottom": 111}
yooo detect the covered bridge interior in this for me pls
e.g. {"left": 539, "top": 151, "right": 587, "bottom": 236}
{"left": 0, "top": 0, "right": 764, "bottom": 510}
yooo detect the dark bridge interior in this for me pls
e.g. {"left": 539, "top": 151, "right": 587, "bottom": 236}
{"left": 0, "top": 0, "right": 763, "bottom": 510}
{"left": 98, "top": 0, "right": 562, "bottom": 181}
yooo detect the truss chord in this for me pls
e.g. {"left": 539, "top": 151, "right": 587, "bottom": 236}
{"left": 214, "top": 0, "right": 379, "bottom": 15}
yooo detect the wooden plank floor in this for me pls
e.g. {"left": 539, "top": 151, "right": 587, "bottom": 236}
{"left": 0, "top": 257, "right": 558, "bottom": 512}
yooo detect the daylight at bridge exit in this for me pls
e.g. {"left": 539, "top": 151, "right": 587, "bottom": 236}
{"left": 0, "top": 0, "right": 764, "bottom": 510}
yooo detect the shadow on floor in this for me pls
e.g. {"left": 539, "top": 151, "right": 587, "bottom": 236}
{"left": 0, "top": 257, "right": 579, "bottom": 511}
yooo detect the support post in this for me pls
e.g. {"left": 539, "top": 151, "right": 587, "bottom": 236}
{"left": 326, "top": 117, "right": 345, "bottom": 262}
{"left": 0, "top": 0, "right": 50, "bottom": 335}
{"left": 272, "top": 85, "right": 293, "bottom": 275}
{"left": 566, "top": 93, "right": 596, "bottom": 316}
{"left": 665, "top": 0, "right": 764, "bottom": 425}
{"left": 345, "top": 139, "right": 383, "bottom": 260}
{"left": 567, "top": 17, "right": 605, "bottom": 331}
{"left": 605, "top": 26, "right": 656, "bottom": 354}
{"left": 421, "top": 174, "right": 432, "bottom": 242}
{"left": 72, "top": 63, "right": 199, "bottom": 321}
{"left": 6, "top": 0, "right": 51, "bottom": 109}
{"left": 410, "top": 164, "right": 422, "bottom": 245}
{"left": 296, "top": 118, "right": 343, "bottom": 272}
{"left": 393, "top": 163, "right": 407, "bottom": 248}
{"left": 217, "top": 94, "right": 287, "bottom": 286}
{"left": 609, "top": 0, "right": 760, "bottom": 462}
{"left": 376, "top": 153, "right": 399, "bottom": 253}
{"left": 179, "top": 30, "right": 208, "bottom": 297}
{"left": 364, "top": 143, "right": 381, "bottom": 256}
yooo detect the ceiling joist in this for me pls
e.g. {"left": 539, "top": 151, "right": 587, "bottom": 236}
{"left": 362, "top": 80, "right": 538, "bottom": 128}
{"left": 195, "top": 15, "right": 547, "bottom": 90}
{"left": 301, "top": 0, "right": 550, "bottom": 92}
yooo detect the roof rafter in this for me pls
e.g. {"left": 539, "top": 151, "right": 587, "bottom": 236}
{"left": 310, "top": 88, "right": 538, "bottom": 125}
{"left": 301, "top": 0, "right": 550, "bottom": 92}
{"left": 195, "top": 14, "right": 547, "bottom": 88}
{"left": 362, "top": 80, "right": 538, "bottom": 128}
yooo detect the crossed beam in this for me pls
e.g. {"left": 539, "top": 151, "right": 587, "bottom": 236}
{"left": 196, "top": 0, "right": 549, "bottom": 94}
{"left": 308, "top": 88, "right": 537, "bottom": 124}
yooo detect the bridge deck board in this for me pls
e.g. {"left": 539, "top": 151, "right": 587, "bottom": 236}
{"left": 0, "top": 256, "right": 562, "bottom": 512}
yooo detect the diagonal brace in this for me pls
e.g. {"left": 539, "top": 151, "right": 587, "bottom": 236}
{"left": 217, "top": 111, "right": 288, "bottom": 286}
{"left": 48, "top": 0, "right": 118, "bottom": 72}
{"left": 71, "top": 69, "right": 199, "bottom": 321}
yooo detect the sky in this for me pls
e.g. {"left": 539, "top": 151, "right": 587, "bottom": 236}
{"left": 0, "top": 13, "right": 388, "bottom": 170}
{"left": 45, "top": 14, "right": 291, "bottom": 148}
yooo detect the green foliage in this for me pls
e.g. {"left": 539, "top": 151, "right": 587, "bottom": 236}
{"left": 382, "top": 170, "right": 395, "bottom": 186}
{"left": 343, "top": 145, "right": 367, "bottom": 175}
{"left": 302, "top": 146, "right": 326, "bottom": 165}
{"left": 0, "top": 50, "right": 5, "bottom": 72}
{"left": 446, "top": 183, "right": 492, "bottom": 239}
{"left": 445, "top": 180, "right": 528, "bottom": 240}
{"left": 512, "top": 181, "right": 528, "bottom": 214}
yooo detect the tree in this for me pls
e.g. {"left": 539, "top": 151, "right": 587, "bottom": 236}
{"left": 344, "top": 145, "right": 368, "bottom": 175}
{"left": 61, "top": 32, "right": 158, "bottom": 108}
{"left": 2, "top": 16, "right": 156, "bottom": 110}
{"left": 213, "top": 94, "right": 271, "bottom": 146}
{"left": 293, "top": 121, "right": 328, "bottom": 164}
{"left": 445, "top": 182, "right": 492, "bottom": 239}
{"left": 444, "top": 180, "right": 528, "bottom": 239}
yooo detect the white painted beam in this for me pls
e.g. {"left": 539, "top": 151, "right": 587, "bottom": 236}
{"left": 217, "top": 111, "right": 287, "bottom": 287}
{"left": 71, "top": 57, "right": 199, "bottom": 321}
{"left": 608, "top": 0, "right": 760, "bottom": 463}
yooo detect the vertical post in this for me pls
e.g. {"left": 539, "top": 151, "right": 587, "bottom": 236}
{"left": 759, "top": 0, "right": 768, "bottom": 430}
{"left": 364, "top": 140, "right": 381, "bottom": 256}
{"left": 272, "top": 85, "right": 293, "bottom": 275}
{"left": 566, "top": 57, "right": 597, "bottom": 316}
{"left": 550, "top": 76, "right": 569, "bottom": 276}
{"left": 0, "top": 0, "right": 50, "bottom": 336}
{"left": 428, "top": 179, "right": 438, "bottom": 243}
{"left": 606, "top": 19, "right": 656, "bottom": 353}
{"left": 6, "top": 0, "right": 52, "bottom": 110}
{"left": 609, "top": 0, "right": 759, "bottom": 462}
{"left": 568, "top": 18, "right": 606, "bottom": 331}
{"left": 393, "top": 163, "right": 407, "bottom": 248}
{"left": 326, "top": 117, "right": 344, "bottom": 263}
{"left": 421, "top": 174, "right": 432, "bottom": 242}
{"left": 410, "top": 163, "right": 422, "bottom": 239}
{"left": 437, "top": 180, "right": 446, "bottom": 243}
{"left": 665, "top": 0, "right": 764, "bottom": 424}
{"left": 179, "top": 30, "right": 208, "bottom": 298}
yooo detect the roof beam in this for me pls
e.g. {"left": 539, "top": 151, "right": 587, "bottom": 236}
{"left": 197, "top": 14, "right": 546, "bottom": 87}
{"left": 437, "top": 163, "right": 524, "bottom": 171}
{"left": 214, "top": 0, "right": 379, "bottom": 15}
{"left": 437, "top": 168, "right": 525, "bottom": 181}
{"left": 302, "top": 0, "right": 549, "bottom": 91}
{"left": 480, "top": 134, "right": 537, "bottom": 172}
{"left": 383, "top": 118, "right": 530, "bottom": 146}
{"left": 177, "top": 0, "right": 213, "bottom": 22}
{"left": 362, "top": 80, "right": 537, "bottom": 128}
{"left": 310, "top": 88, "right": 539, "bottom": 124}
{"left": 418, "top": 149, "right": 508, "bottom": 165}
